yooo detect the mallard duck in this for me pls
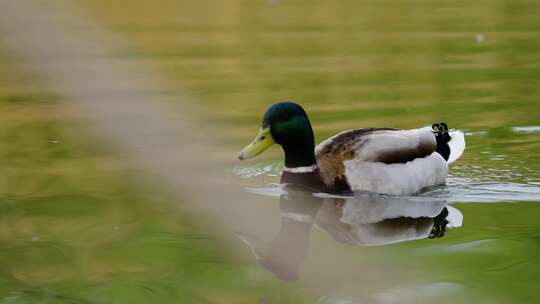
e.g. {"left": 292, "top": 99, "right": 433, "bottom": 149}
{"left": 238, "top": 102, "right": 465, "bottom": 196}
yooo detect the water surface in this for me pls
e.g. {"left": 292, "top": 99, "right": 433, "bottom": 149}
{"left": 1, "top": 0, "right": 540, "bottom": 303}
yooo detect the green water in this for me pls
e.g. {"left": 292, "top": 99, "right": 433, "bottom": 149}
{"left": 2, "top": 0, "right": 540, "bottom": 303}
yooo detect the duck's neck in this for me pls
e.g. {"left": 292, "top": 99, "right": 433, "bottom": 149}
{"left": 280, "top": 141, "right": 327, "bottom": 191}
{"left": 282, "top": 143, "right": 316, "bottom": 169}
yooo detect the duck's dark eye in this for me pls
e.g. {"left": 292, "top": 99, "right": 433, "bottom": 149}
{"left": 260, "top": 136, "right": 266, "bottom": 141}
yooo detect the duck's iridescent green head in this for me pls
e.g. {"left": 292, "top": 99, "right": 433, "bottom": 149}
{"left": 239, "top": 102, "right": 315, "bottom": 167}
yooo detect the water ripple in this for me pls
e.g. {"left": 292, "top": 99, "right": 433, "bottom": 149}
{"left": 512, "top": 126, "right": 540, "bottom": 133}
{"left": 235, "top": 162, "right": 540, "bottom": 203}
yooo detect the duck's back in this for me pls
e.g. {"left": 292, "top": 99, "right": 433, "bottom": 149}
{"left": 315, "top": 127, "right": 449, "bottom": 195}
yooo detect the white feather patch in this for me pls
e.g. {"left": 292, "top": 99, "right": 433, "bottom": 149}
{"left": 343, "top": 153, "right": 448, "bottom": 196}
{"left": 283, "top": 164, "right": 318, "bottom": 173}
{"left": 447, "top": 130, "right": 465, "bottom": 164}
{"left": 446, "top": 206, "right": 463, "bottom": 228}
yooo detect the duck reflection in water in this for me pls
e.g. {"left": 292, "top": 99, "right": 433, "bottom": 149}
{"left": 236, "top": 185, "right": 463, "bottom": 281}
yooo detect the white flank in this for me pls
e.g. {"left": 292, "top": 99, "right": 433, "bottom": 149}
{"left": 447, "top": 130, "right": 466, "bottom": 164}
{"left": 343, "top": 153, "right": 448, "bottom": 196}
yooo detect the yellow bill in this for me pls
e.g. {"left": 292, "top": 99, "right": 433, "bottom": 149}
{"left": 238, "top": 127, "right": 275, "bottom": 160}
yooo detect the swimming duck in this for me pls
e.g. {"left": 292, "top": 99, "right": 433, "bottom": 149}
{"left": 238, "top": 102, "right": 465, "bottom": 195}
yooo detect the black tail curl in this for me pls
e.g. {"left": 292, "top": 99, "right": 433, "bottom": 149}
{"left": 432, "top": 122, "right": 451, "bottom": 161}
